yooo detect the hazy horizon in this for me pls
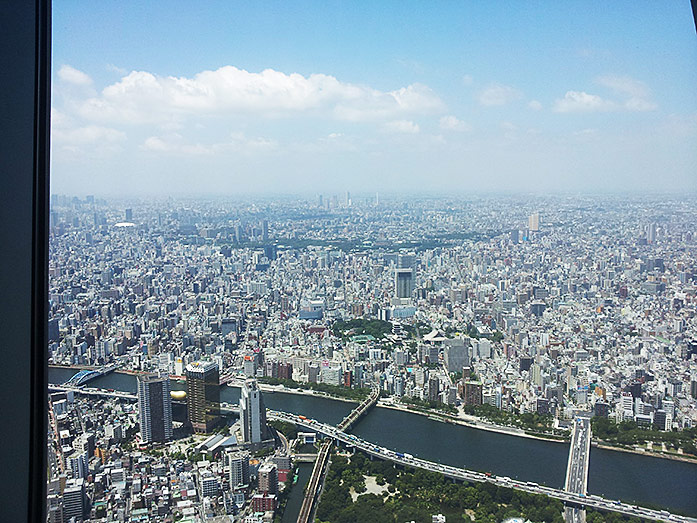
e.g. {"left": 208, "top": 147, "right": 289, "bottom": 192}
{"left": 51, "top": 2, "right": 697, "bottom": 196}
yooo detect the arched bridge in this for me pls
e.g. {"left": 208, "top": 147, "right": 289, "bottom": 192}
{"left": 63, "top": 364, "right": 120, "bottom": 386}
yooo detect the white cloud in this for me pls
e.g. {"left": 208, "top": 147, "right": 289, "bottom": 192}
{"left": 439, "top": 115, "right": 471, "bottom": 132}
{"left": 553, "top": 91, "right": 616, "bottom": 113}
{"left": 528, "top": 100, "right": 542, "bottom": 111}
{"left": 596, "top": 75, "right": 657, "bottom": 111}
{"left": 462, "top": 75, "right": 474, "bottom": 86}
{"left": 477, "top": 84, "right": 522, "bottom": 106}
{"left": 596, "top": 75, "right": 648, "bottom": 99}
{"left": 71, "top": 65, "right": 443, "bottom": 125}
{"left": 58, "top": 65, "right": 93, "bottom": 86}
{"left": 142, "top": 136, "right": 171, "bottom": 152}
{"left": 554, "top": 76, "right": 657, "bottom": 113}
{"left": 382, "top": 120, "right": 420, "bottom": 134}
{"left": 141, "top": 132, "right": 276, "bottom": 155}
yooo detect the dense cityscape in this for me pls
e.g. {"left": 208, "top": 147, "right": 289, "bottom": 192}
{"left": 44, "top": 193, "right": 697, "bottom": 523}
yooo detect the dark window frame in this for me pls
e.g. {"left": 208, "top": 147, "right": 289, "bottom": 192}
{"left": 0, "top": 1, "right": 50, "bottom": 522}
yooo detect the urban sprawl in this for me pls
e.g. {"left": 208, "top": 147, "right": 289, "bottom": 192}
{"left": 46, "top": 194, "right": 697, "bottom": 522}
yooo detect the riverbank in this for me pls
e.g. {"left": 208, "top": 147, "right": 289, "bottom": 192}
{"left": 377, "top": 399, "right": 697, "bottom": 464}
{"left": 376, "top": 399, "right": 568, "bottom": 445}
{"left": 594, "top": 441, "right": 697, "bottom": 464}
{"left": 49, "top": 365, "right": 696, "bottom": 465}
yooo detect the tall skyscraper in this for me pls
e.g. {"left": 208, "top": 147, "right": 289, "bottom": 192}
{"left": 528, "top": 212, "right": 540, "bottom": 232}
{"left": 137, "top": 374, "right": 173, "bottom": 444}
{"left": 262, "top": 219, "right": 269, "bottom": 241}
{"left": 240, "top": 378, "right": 268, "bottom": 444}
{"left": 647, "top": 222, "right": 657, "bottom": 244}
{"left": 395, "top": 268, "right": 414, "bottom": 299}
{"left": 186, "top": 362, "right": 220, "bottom": 433}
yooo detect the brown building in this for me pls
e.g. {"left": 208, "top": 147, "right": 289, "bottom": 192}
{"left": 461, "top": 381, "right": 483, "bottom": 406}
{"left": 186, "top": 361, "right": 220, "bottom": 433}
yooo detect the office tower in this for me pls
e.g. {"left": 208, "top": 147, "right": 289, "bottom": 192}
{"left": 62, "top": 478, "right": 86, "bottom": 521}
{"left": 125, "top": 208, "right": 133, "bottom": 221}
{"left": 528, "top": 212, "right": 540, "bottom": 232}
{"left": 345, "top": 191, "right": 351, "bottom": 207}
{"left": 240, "top": 378, "right": 269, "bottom": 444}
{"left": 228, "top": 451, "right": 250, "bottom": 488}
{"left": 186, "top": 361, "right": 220, "bottom": 433}
{"left": 443, "top": 338, "right": 469, "bottom": 373}
{"left": 510, "top": 229, "right": 519, "bottom": 243}
{"left": 647, "top": 222, "right": 657, "bottom": 244}
{"left": 395, "top": 268, "right": 414, "bottom": 298}
{"left": 262, "top": 219, "right": 269, "bottom": 241}
{"left": 137, "top": 374, "right": 173, "bottom": 444}
{"left": 258, "top": 463, "right": 278, "bottom": 494}
{"left": 375, "top": 192, "right": 379, "bottom": 206}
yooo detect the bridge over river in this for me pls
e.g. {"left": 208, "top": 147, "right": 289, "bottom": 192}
{"left": 269, "top": 410, "right": 696, "bottom": 523}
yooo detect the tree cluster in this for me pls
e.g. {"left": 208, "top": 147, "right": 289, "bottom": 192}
{"left": 315, "top": 451, "right": 648, "bottom": 522}
{"left": 592, "top": 417, "right": 697, "bottom": 456}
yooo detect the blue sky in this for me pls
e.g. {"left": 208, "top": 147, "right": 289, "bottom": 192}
{"left": 51, "top": 1, "right": 697, "bottom": 195}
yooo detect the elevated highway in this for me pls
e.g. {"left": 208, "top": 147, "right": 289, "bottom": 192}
{"left": 49, "top": 384, "right": 136, "bottom": 401}
{"left": 49, "top": 383, "right": 693, "bottom": 523}
{"left": 269, "top": 411, "right": 696, "bottom": 523}
{"left": 296, "top": 385, "right": 380, "bottom": 523}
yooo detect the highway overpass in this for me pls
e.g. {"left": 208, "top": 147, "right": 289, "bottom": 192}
{"left": 269, "top": 410, "right": 696, "bottom": 523}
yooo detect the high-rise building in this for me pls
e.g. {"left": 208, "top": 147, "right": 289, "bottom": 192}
{"left": 528, "top": 212, "right": 540, "bottom": 232}
{"left": 395, "top": 268, "right": 414, "bottom": 299}
{"left": 647, "top": 222, "right": 657, "bottom": 244}
{"left": 428, "top": 376, "right": 440, "bottom": 402}
{"left": 443, "top": 338, "right": 469, "bottom": 373}
{"left": 137, "top": 374, "right": 173, "bottom": 444}
{"left": 125, "top": 208, "right": 133, "bottom": 221}
{"left": 262, "top": 219, "right": 269, "bottom": 241}
{"left": 228, "top": 451, "right": 250, "bottom": 488}
{"left": 62, "top": 478, "right": 86, "bottom": 522}
{"left": 462, "top": 381, "right": 483, "bottom": 406}
{"left": 240, "top": 378, "right": 269, "bottom": 444}
{"left": 67, "top": 451, "right": 88, "bottom": 479}
{"left": 186, "top": 362, "right": 220, "bottom": 433}
{"left": 258, "top": 463, "right": 278, "bottom": 494}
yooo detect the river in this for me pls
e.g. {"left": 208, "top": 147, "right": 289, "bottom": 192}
{"left": 49, "top": 367, "right": 697, "bottom": 516}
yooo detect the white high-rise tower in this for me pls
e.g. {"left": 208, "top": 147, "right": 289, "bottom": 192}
{"left": 240, "top": 379, "right": 268, "bottom": 443}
